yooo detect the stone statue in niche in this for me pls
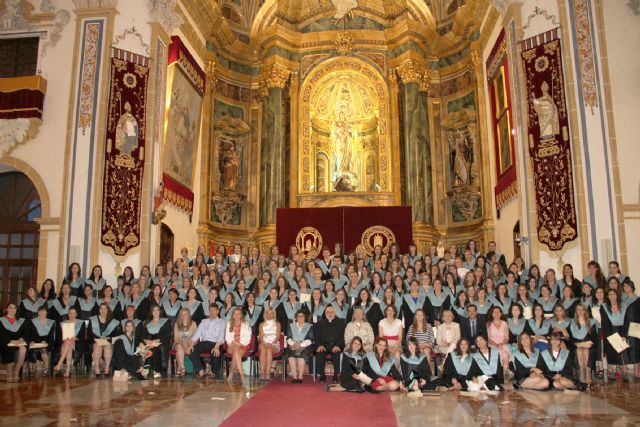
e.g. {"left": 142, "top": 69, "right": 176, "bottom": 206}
{"left": 448, "top": 128, "right": 474, "bottom": 187}
{"left": 211, "top": 115, "right": 249, "bottom": 225}
{"left": 330, "top": 109, "right": 359, "bottom": 191}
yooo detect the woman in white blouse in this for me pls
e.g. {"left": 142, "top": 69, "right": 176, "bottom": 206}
{"left": 258, "top": 308, "right": 281, "bottom": 382}
{"left": 344, "top": 307, "right": 374, "bottom": 352}
{"left": 225, "top": 308, "right": 252, "bottom": 383}
{"left": 436, "top": 310, "right": 461, "bottom": 357}
{"left": 378, "top": 305, "right": 403, "bottom": 360}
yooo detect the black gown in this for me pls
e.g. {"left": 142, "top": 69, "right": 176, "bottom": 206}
{"left": 399, "top": 354, "right": 432, "bottom": 389}
{"left": 362, "top": 353, "right": 402, "bottom": 383}
{"left": 427, "top": 353, "right": 472, "bottom": 390}
{"left": 468, "top": 349, "right": 504, "bottom": 390}
{"left": 537, "top": 348, "right": 574, "bottom": 381}
{"left": 510, "top": 350, "right": 540, "bottom": 385}
{"left": 18, "top": 298, "right": 46, "bottom": 321}
{"left": 112, "top": 334, "right": 144, "bottom": 378}
{"left": 26, "top": 318, "right": 57, "bottom": 363}
{"left": 338, "top": 353, "right": 366, "bottom": 392}
{"left": 0, "top": 317, "right": 27, "bottom": 364}
{"left": 600, "top": 305, "right": 629, "bottom": 365}
{"left": 625, "top": 298, "right": 640, "bottom": 364}
{"left": 141, "top": 318, "right": 172, "bottom": 373}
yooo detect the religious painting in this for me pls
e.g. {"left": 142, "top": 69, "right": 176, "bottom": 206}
{"left": 163, "top": 66, "right": 203, "bottom": 189}
{"left": 497, "top": 111, "right": 512, "bottom": 173}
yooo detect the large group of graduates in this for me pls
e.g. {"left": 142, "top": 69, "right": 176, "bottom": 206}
{"left": 1, "top": 240, "right": 638, "bottom": 395}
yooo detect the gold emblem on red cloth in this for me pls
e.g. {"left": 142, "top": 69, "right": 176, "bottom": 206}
{"left": 296, "top": 227, "right": 323, "bottom": 259}
{"left": 361, "top": 225, "right": 396, "bottom": 256}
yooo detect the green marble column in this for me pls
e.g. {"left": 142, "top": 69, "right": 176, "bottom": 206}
{"left": 402, "top": 81, "right": 433, "bottom": 223}
{"left": 260, "top": 86, "right": 285, "bottom": 226}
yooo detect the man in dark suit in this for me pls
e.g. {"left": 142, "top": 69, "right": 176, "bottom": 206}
{"left": 460, "top": 304, "right": 486, "bottom": 347}
{"left": 314, "top": 305, "right": 346, "bottom": 383}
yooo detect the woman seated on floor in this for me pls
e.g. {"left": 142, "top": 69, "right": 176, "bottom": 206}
{"left": 469, "top": 335, "right": 504, "bottom": 391}
{"left": 326, "top": 336, "right": 367, "bottom": 392}
{"left": 286, "top": 309, "right": 313, "bottom": 384}
{"left": 510, "top": 332, "right": 548, "bottom": 390}
{"left": 399, "top": 337, "right": 432, "bottom": 392}
{"left": 362, "top": 337, "right": 402, "bottom": 392}
{"left": 112, "top": 320, "right": 150, "bottom": 380}
{"left": 537, "top": 332, "right": 582, "bottom": 390}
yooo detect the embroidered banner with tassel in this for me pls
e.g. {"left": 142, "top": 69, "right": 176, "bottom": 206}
{"left": 521, "top": 28, "right": 577, "bottom": 250}
{"left": 101, "top": 48, "right": 150, "bottom": 256}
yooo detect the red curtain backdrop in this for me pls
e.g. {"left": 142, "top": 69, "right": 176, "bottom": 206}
{"left": 276, "top": 206, "right": 412, "bottom": 254}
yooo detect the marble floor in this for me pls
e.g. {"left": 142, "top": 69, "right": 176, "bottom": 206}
{"left": 1, "top": 376, "right": 639, "bottom": 426}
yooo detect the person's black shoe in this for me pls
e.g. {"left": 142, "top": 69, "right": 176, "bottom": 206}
{"left": 298, "top": 378, "right": 303, "bottom": 384}
{"left": 291, "top": 378, "right": 298, "bottom": 384}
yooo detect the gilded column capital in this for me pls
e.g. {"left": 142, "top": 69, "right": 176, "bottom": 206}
{"left": 396, "top": 60, "right": 429, "bottom": 88}
{"left": 259, "top": 63, "right": 291, "bottom": 96}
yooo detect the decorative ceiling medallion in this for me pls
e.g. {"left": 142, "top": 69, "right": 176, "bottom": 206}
{"left": 335, "top": 31, "right": 354, "bottom": 55}
{"left": 361, "top": 225, "right": 396, "bottom": 256}
{"left": 296, "top": 226, "right": 323, "bottom": 259}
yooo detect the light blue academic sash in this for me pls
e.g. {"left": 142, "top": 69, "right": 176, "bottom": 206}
{"left": 90, "top": 316, "right": 119, "bottom": 337}
{"left": 331, "top": 301, "right": 350, "bottom": 319}
{"left": 602, "top": 305, "right": 627, "bottom": 326}
{"left": 120, "top": 318, "right": 141, "bottom": 330}
{"left": 472, "top": 350, "right": 499, "bottom": 376}
{"left": 50, "top": 296, "right": 77, "bottom": 316}
{"left": 506, "top": 284, "right": 518, "bottom": 300}
{"left": 427, "top": 291, "right": 448, "bottom": 308}
{"left": 79, "top": 298, "right": 97, "bottom": 313}
{"left": 562, "top": 298, "right": 577, "bottom": 311}
{"left": 99, "top": 298, "right": 120, "bottom": 313}
{"left": 536, "top": 297, "right": 558, "bottom": 312}
{"left": 146, "top": 318, "right": 168, "bottom": 334}
{"left": 119, "top": 334, "right": 136, "bottom": 355}
{"left": 323, "top": 292, "right": 336, "bottom": 304}
{"left": 490, "top": 296, "right": 512, "bottom": 314}
{"left": 162, "top": 300, "right": 182, "bottom": 317}
{"left": 181, "top": 300, "right": 201, "bottom": 317}
{"left": 552, "top": 319, "right": 571, "bottom": 330}
{"left": 527, "top": 319, "right": 550, "bottom": 336}
{"left": 69, "top": 277, "right": 85, "bottom": 290}
{"left": 569, "top": 320, "right": 594, "bottom": 340}
{"left": 130, "top": 294, "right": 146, "bottom": 309}
{"left": 245, "top": 305, "right": 262, "bottom": 326}
{"left": 583, "top": 276, "right": 597, "bottom": 289}
{"left": 86, "top": 278, "right": 106, "bottom": 291}
{"left": 508, "top": 318, "right": 526, "bottom": 335}
{"left": 366, "top": 352, "right": 396, "bottom": 376}
{"left": 450, "top": 353, "right": 472, "bottom": 375}
{"left": 21, "top": 298, "right": 45, "bottom": 314}
{"left": 541, "top": 349, "right": 570, "bottom": 372}
{"left": 31, "top": 318, "right": 55, "bottom": 336}
{"left": 513, "top": 349, "right": 539, "bottom": 369}
{"left": 1, "top": 317, "right": 25, "bottom": 332}
{"left": 290, "top": 322, "right": 311, "bottom": 341}
{"left": 306, "top": 300, "right": 326, "bottom": 318}
{"left": 403, "top": 294, "right": 426, "bottom": 313}
{"left": 283, "top": 301, "right": 301, "bottom": 321}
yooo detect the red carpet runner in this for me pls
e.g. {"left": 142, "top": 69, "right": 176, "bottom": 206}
{"left": 220, "top": 381, "right": 398, "bottom": 427}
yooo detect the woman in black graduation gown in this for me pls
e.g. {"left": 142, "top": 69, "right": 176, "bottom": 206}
{"left": 48, "top": 283, "right": 79, "bottom": 323}
{"left": 425, "top": 279, "right": 451, "bottom": 325}
{"left": 401, "top": 280, "right": 427, "bottom": 335}
{"left": 0, "top": 302, "right": 27, "bottom": 382}
{"left": 129, "top": 282, "right": 150, "bottom": 322}
{"left": 78, "top": 284, "right": 99, "bottom": 321}
{"left": 326, "top": 336, "right": 367, "bottom": 392}
{"left": 399, "top": 337, "right": 432, "bottom": 391}
{"left": 99, "top": 285, "right": 122, "bottom": 321}
{"left": 468, "top": 335, "right": 504, "bottom": 391}
{"left": 624, "top": 281, "right": 640, "bottom": 380}
{"left": 354, "top": 288, "right": 383, "bottom": 334}
{"left": 19, "top": 287, "right": 45, "bottom": 321}
{"left": 427, "top": 337, "right": 473, "bottom": 391}
{"left": 537, "top": 332, "right": 580, "bottom": 390}
{"left": 600, "top": 288, "right": 630, "bottom": 381}
{"left": 112, "top": 320, "right": 149, "bottom": 379}
{"left": 53, "top": 306, "right": 85, "bottom": 377}
{"left": 141, "top": 304, "right": 172, "bottom": 376}
{"left": 510, "top": 332, "right": 548, "bottom": 390}
{"left": 181, "top": 288, "right": 205, "bottom": 325}
{"left": 88, "top": 302, "right": 120, "bottom": 377}
{"left": 26, "top": 305, "right": 56, "bottom": 375}
{"left": 362, "top": 337, "right": 402, "bottom": 391}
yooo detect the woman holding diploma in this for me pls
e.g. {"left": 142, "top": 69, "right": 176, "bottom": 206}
{"left": 89, "top": 302, "right": 120, "bottom": 377}
{"left": 54, "top": 306, "right": 84, "bottom": 377}
{"left": 570, "top": 303, "right": 598, "bottom": 388}
{"left": 0, "top": 302, "right": 27, "bottom": 382}
{"left": 26, "top": 305, "right": 56, "bottom": 375}
{"left": 601, "top": 288, "right": 630, "bottom": 381}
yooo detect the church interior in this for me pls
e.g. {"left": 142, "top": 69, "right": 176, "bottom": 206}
{"left": 0, "top": 0, "right": 639, "bottom": 425}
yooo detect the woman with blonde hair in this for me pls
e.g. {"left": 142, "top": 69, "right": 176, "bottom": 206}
{"left": 225, "top": 307, "right": 251, "bottom": 382}
{"left": 344, "top": 307, "right": 374, "bottom": 352}
{"left": 258, "top": 307, "right": 281, "bottom": 382}
{"left": 173, "top": 308, "right": 197, "bottom": 377}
